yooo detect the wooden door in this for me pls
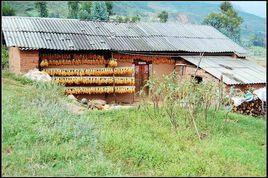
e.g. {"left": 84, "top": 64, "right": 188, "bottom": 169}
{"left": 135, "top": 62, "right": 149, "bottom": 94}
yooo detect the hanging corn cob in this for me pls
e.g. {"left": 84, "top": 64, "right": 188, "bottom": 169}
{"left": 40, "top": 59, "right": 49, "bottom": 67}
{"left": 42, "top": 53, "right": 104, "bottom": 61}
{"left": 115, "top": 86, "right": 135, "bottom": 94}
{"left": 45, "top": 58, "right": 105, "bottom": 66}
{"left": 113, "top": 53, "right": 175, "bottom": 64}
{"left": 65, "top": 86, "right": 135, "bottom": 95}
{"left": 43, "top": 67, "right": 134, "bottom": 76}
{"left": 53, "top": 76, "right": 135, "bottom": 85}
{"left": 108, "top": 58, "right": 118, "bottom": 67}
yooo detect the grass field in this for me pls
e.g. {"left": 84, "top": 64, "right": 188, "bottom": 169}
{"left": 2, "top": 71, "right": 266, "bottom": 176}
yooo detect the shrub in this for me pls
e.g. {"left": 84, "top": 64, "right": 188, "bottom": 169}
{"left": 140, "top": 71, "right": 230, "bottom": 139}
{"left": 2, "top": 45, "right": 9, "bottom": 69}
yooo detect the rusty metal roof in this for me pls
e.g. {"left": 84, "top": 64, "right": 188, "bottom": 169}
{"left": 2, "top": 16, "right": 247, "bottom": 54}
{"left": 180, "top": 56, "right": 266, "bottom": 85}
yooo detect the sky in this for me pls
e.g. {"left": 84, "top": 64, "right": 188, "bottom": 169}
{"left": 230, "top": 1, "right": 266, "bottom": 18}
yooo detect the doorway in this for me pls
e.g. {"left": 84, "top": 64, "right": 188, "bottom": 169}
{"left": 135, "top": 61, "right": 149, "bottom": 94}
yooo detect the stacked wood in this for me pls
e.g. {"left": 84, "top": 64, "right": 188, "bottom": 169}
{"left": 232, "top": 99, "right": 266, "bottom": 117}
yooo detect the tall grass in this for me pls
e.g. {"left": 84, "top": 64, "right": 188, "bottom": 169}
{"left": 2, "top": 71, "right": 266, "bottom": 176}
{"left": 2, "top": 71, "right": 120, "bottom": 176}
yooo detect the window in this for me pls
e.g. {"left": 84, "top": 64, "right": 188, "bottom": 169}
{"left": 176, "top": 64, "right": 186, "bottom": 76}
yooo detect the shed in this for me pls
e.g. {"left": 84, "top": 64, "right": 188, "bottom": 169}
{"left": 2, "top": 16, "right": 266, "bottom": 103}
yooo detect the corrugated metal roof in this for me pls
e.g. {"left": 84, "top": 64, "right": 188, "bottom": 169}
{"left": 2, "top": 16, "right": 247, "bottom": 54}
{"left": 180, "top": 56, "right": 266, "bottom": 85}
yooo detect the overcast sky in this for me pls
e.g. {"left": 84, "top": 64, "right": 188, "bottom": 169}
{"left": 231, "top": 1, "right": 266, "bottom": 18}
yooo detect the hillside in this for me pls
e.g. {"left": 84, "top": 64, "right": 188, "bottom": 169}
{"left": 7, "top": 1, "right": 266, "bottom": 42}
{"left": 2, "top": 71, "right": 266, "bottom": 176}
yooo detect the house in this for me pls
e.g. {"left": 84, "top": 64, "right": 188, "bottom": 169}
{"left": 2, "top": 16, "right": 266, "bottom": 103}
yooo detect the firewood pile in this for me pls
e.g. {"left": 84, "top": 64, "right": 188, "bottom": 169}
{"left": 231, "top": 88, "right": 266, "bottom": 117}
{"left": 232, "top": 99, "right": 266, "bottom": 117}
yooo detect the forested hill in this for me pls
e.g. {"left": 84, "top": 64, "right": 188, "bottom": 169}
{"left": 7, "top": 1, "right": 266, "bottom": 41}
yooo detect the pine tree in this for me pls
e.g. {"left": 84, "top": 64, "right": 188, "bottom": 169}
{"left": 90, "top": 2, "right": 108, "bottom": 21}
{"left": 35, "top": 2, "right": 48, "bottom": 17}
{"left": 68, "top": 1, "right": 79, "bottom": 19}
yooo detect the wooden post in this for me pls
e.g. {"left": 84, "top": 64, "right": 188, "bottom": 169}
{"left": 113, "top": 66, "right": 116, "bottom": 104}
{"left": 111, "top": 52, "right": 117, "bottom": 104}
{"left": 217, "top": 75, "right": 223, "bottom": 110}
{"left": 193, "top": 52, "right": 204, "bottom": 78}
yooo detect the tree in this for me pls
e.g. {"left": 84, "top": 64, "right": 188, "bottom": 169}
{"left": 49, "top": 12, "right": 60, "bottom": 18}
{"left": 2, "top": 2, "right": 16, "bottom": 16}
{"left": 90, "top": 1, "right": 108, "bottom": 21}
{"left": 105, "top": 2, "right": 114, "bottom": 16}
{"left": 131, "top": 15, "right": 141, "bottom": 23}
{"left": 115, "top": 16, "right": 124, "bottom": 23}
{"left": 249, "top": 33, "right": 266, "bottom": 47}
{"left": 114, "top": 15, "right": 141, "bottom": 23}
{"left": 203, "top": 1, "right": 243, "bottom": 43}
{"left": 158, "top": 11, "right": 168, "bottom": 23}
{"left": 35, "top": 2, "right": 48, "bottom": 17}
{"left": 220, "top": 1, "right": 232, "bottom": 12}
{"left": 68, "top": 1, "right": 79, "bottom": 19}
{"left": 78, "top": 2, "right": 92, "bottom": 20}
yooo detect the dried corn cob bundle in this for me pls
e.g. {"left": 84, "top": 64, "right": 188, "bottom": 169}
{"left": 114, "top": 77, "right": 135, "bottom": 85}
{"left": 40, "top": 59, "right": 49, "bottom": 67}
{"left": 113, "top": 53, "right": 175, "bottom": 64}
{"left": 108, "top": 58, "right": 118, "bottom": 67}
{"left": 114, "top": 67, "right": 134, "bottom": 75}
{"left": 115, "top": 86, "right": 135, "bottom": 94}
{"left": 45, "top": 58, "right": 105, "bottom": 66}
{"left": 53, "top": 77, "right": 134, "bottom": 85}
{"left": 43, "top": 67, "right": 134, "bottom": 76}
{"left": 42, "top": 53, "right": 104, "bottom": 61}
{"left": 65, "top": 86, "right": 114, "bottom": 95}
{"left": 65, "top": 86, "right": 135, "bottom": 95}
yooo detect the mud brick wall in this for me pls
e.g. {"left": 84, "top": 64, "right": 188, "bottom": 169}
{"left": 8, "top": 47, "right": 39, "bottom": 74}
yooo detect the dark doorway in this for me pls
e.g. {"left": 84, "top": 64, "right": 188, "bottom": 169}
{"left": 135, "top": 61, "right": 149, "bottom": 94}
{"left": 192, "top": 75, "right": 203, "bottom": 84}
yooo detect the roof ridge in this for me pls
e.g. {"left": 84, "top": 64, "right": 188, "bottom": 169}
{"left": 2, "top": 16, "right": 215, "bottom": 27}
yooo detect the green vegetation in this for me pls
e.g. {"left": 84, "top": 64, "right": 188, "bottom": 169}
{"left": 203, "top": 1, "right": 243, "bottom": 43}
{"left": 157, "top": 11, "right": 168, "bottom": 23}
{"left": 2, "top": 45, "right": 9, "bottom": 69}
{"left": 2, "top": 1, "right": 16, "bottom": 16}
{"left": 247, "top": 46, "right": 266, "bottom": 67}
{"left": 2, "top": 71, "right": 266, "bottom": 176}
{"left": 67, "top": 1, "right": 79, "bottom": 19}
{"left": 35, "top": 2, "right": 48, "bottom": 17}
{"left": 2, "top": 71, "right": 119, "bottom": 176}
{"left": 90, "top": 2, "right": 109, "bottom": 21}
{"left": 114, "top": 15, "right": 141, "bottom": 23}
{"left": 248, "top": 46, "right": 266, "bottom": 58}
{"left": 78, "top": 1, "right": 92, "bottom": 20}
